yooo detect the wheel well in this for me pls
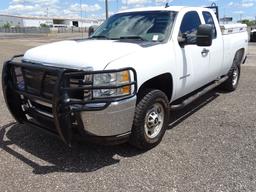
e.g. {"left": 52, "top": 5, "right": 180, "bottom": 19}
{"left": 235, "top": 48, "right": 245, "bottom": 65}
{"left": 137, "top": 73, "right": 173, "bottom": 102}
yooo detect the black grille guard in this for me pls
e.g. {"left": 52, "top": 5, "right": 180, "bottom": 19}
{"left": 2, "top": 55, "right": 137, "bottom": 145}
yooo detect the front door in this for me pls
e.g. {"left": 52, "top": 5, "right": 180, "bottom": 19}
{"left": 176, "top": 11, "right": 211, "bottom": 97}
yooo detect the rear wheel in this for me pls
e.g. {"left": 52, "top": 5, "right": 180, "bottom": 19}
{"left": 221, "top": 52, "right": 242, "bottom": 92}
{"left": 221, "top": 65, "right": 240, "bottom": 92}
{"left": 129, "top": 89, "right": 169, "bottom": 150}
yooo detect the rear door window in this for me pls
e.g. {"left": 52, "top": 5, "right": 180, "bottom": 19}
{"left": 203, "top": 11, "right": 217, "bottom": 39}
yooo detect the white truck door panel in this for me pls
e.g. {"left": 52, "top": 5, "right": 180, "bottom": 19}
{"left": 182, "top": 45, "right": 210, "bottom": 93}
{"left": 202, "top": 11, "right": 223, "bottom": 79}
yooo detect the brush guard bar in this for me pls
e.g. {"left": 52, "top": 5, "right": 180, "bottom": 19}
{"left": 2, "top": 55, "right": 137, "bottom": 145}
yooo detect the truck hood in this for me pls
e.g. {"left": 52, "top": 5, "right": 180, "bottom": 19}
{"left": 23, "top": 39, "right": 146, "bottom": 70}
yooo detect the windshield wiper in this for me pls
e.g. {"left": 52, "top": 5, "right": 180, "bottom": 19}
{"left": 119, "top": 36, "right": 146, "bottom": 41}
{"left": 89, "top": 35, "right": 110, "bottom": 39}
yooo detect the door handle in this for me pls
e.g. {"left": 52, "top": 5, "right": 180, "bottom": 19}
{"left": 201, "top": 48, "right": 210, "bottom": 56}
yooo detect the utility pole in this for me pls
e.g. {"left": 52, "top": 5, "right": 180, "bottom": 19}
{"left": 46, "top": 7, "right": 49, "bottom": 18}
{"left": 80, "top": 0, "right": 84, "bottom": 38}
{"left": 105, "top": 0, "right": 109, "bottom": 19}
{"left": 116, "top": 0, "right": 119, "bottom": 12}
{"left": 80, "top": 0, "right": 82, "bottom": 18}
{"left": 45, "top": 7, "right": 49, "bottom": 37}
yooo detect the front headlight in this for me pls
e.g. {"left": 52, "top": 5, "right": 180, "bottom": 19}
{"left": 93, "top": 70, "right": 131, "bottom": 98}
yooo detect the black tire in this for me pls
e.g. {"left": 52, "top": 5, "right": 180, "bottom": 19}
{"left": 221, "top": 64, "right": 240, "bottom": 92}
{"left": 129, "top": 89, "right": 170, "bottom": 150}
{"left": 221, "top": 51, "right": 242, "bottom": 92}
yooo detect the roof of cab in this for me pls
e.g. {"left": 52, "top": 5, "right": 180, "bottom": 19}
{"left": 117, "top": 6, "right": 214, "bottom": 14}
{"left": 117, "top": 6, "right": 186, "bottom": 14}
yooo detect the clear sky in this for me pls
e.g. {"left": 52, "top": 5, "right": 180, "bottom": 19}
{"left": 0, "top": 0, "right": 255, "bottom": 21}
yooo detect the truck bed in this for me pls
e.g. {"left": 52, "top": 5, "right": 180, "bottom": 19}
{"left": 220, "top": 23, "right": 248, "bottom": 75}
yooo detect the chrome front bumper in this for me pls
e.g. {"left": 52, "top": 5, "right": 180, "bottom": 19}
{"left": 81, "top": 97, "right": 136, "bottom": 137}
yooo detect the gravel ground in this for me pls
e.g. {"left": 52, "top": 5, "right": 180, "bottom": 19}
{"left": 0, "top": 36, "right": 256, "bottom": 192}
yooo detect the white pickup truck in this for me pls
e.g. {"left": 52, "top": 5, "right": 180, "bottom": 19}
{"left": 2, "top": 6, "right": 248, "bottom": 149}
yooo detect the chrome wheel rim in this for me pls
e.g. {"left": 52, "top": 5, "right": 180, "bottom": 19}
{"left": 232, "top": 67, "right": 239, "bottom": 86}
{"left": 144, "top": 103, "right": 164, "bottom": 139}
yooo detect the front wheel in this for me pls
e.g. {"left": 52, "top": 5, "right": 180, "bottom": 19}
{"left": 129, "top": 89, "right": 170, "bottom": 150}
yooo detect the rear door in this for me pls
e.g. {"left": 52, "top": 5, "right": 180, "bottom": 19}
{"left": 202, "top": 11, "right": 223, "bottom": 79}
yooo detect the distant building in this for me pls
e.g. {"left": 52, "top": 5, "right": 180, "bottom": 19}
{"left": 0, "top": 14, "right": 104, "bottom": 28}
{"left": 220, "top": 17, "right": 233, "bottom": 24}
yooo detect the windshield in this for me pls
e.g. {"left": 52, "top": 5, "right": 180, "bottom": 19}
{"left": 91, "top": 11, "right": 177, "bottom": 42}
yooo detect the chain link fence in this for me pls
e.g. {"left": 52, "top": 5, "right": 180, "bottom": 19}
{"left": 0, "top": 27, "right": 89, "bottom": 34}
{"left": 54, "top": 27, "right": 88, "bottom": 33}
{"left": 0, "top": 27, "right": 50, "bottom": 33}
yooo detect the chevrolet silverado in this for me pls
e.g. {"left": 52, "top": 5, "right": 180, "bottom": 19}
{"left": 2, "top": 6, "right": 248, "bottom": 149}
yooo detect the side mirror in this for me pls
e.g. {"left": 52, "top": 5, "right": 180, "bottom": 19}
{"left": 196, "top": 24, "right": 213, "bottom": 47}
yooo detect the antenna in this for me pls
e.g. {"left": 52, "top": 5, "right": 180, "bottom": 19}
{"left": 206, "top": 3, "right": 219, "bottom": 21}
{"left": 165, "top": 1, "right": 170, "bottom": 8}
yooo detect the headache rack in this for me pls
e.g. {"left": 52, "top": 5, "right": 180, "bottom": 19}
{"left": 206, "top": 3, "right": 219, "bottom": 21}
{"left": 2, "top": 55, "right": 137, "bottom": 145}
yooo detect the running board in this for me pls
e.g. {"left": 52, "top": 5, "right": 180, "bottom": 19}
{"left": 170, "top": 76, "right": 228, "bottom": 111}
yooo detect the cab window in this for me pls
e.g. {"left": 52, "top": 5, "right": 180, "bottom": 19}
{"left": 179, "top": 11, "right": 201, "bottom": 44}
